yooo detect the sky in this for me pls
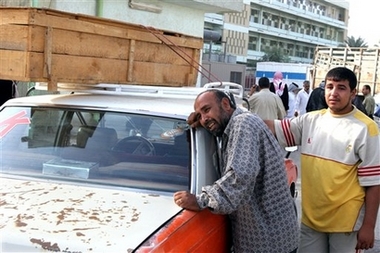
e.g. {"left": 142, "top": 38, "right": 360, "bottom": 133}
{"left": 347, "top": 0, "right": 379, "bottom": 45}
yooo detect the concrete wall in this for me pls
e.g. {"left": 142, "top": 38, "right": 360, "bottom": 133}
{"left": 56, "top": 0, "right": 205, "bottom": 37}
{"left": 201, "top": 61, "right": 246, "bottom": 86}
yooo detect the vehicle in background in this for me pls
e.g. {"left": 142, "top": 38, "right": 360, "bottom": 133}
{"left": 255, "top": 61, "right": 312, "bottom": 88}
{"left": 311, "top": 47, "right": 380, "bottom": 95}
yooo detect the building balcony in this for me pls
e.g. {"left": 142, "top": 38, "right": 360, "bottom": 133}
{"left": 253, "top": 0, "right": 346, "bottom": 29}
{"left": 249, "top": 22, "right": 341, "bottom": 46}
{"left": 204, "top": 13, "right": 224, "bottom": 25}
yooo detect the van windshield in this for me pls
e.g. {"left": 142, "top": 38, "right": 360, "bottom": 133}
{"left": 0, "top": 106, "right": 190, "bottom": 192}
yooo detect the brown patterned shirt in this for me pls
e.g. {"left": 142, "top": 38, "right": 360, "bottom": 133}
{"left": 197, "top": 108, "right": 299, "bottom": 253}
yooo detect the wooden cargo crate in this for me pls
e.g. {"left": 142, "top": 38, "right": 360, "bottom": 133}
{"left": 312, "top": 47, "right": 380, "bottom": 95}
{"left": 0, "top": 7, "right": 203, "bottom": 90}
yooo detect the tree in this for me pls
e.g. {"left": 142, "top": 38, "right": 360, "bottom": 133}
{"left": 260, "top": 47, "right": 290, "bottom": 62}
{"left": 344, "top": 36, "right": 368, "bottom": 48}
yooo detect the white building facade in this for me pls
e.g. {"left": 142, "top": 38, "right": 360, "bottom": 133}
{"left": 0, "top": 0, "right": 243, "bottom": 38}
{"left": 204, "top": 0, "right": 349, "bottom": 66}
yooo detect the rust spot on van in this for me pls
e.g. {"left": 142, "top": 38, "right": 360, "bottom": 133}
{"left": 30, "top": 238, "right": 61, "bottom": 251}
{"left": 15, "top": 214, "right": 27, "bottom": 227}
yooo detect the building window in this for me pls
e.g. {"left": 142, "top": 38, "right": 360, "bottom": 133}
{"left": 260, "top": 38, "right": 270, "bottom": 51}
{"left": 287, "top": 44, "right": 294, "bottom": 56}
{"left": 248, "top": 35, "right": 257, "bottom": 50}
{"left": 272, "top": 15, "right": 279, "bottom": 28}
{"left": 250, "top": 8, "right": 259, "bottom": 23}
{"left": 289, "top": 19, "right": 296, "bottom": 32}
{"left": 247, "top": 59, "right": 256, "bottom": 68}
{"left": 280, "top": 17, "right": 287, "bottom": 29}
{"left": 270, "top": 40, "right": 278, "bottom": 47}
{"left": 262, "top": 12, "right": 272, "bottom": 26}
{"left": 295, "top": 45, "right": 301, "bottom": 57}
{"left": 302, "top": 46, "right": 309, "bottom": 58}
{"left": 230, "top": 71, "right": 242, "bottom": 84}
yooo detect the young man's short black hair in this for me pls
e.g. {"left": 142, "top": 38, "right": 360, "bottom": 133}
{"left": 325, "top": 67, "right": 357, "bottom": 90}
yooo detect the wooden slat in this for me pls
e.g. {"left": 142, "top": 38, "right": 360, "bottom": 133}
{"left": 0, "top": 51, "right": 196, "bottom": 86}
{"left": 128, "top": 40, "right": 136, "bottom": 82}
{"left": 0, "top": 50, "right": 30, "bottom": 80}
{"left": 0, "top": 25, "right": 30, "bottom": 51}
{"left": 43, "top": 26, "right": 52, "bottom": 80}
{"left": 0, "top": 8, "right": 32, "bottom": 26}
{"left": 132, "top": 62, "right": 197, "bottom": 86}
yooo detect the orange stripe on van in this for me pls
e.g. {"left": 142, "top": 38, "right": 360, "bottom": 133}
{"left": 151, "top": 209, "right": 231, "bottom": 252}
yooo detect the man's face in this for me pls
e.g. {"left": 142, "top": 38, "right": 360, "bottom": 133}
{"left": 324, "top": 79, "right": 356, "bottom": 115}
{"left": 303, "top": 82, "right": 310, "bottom": 92}
{"left": 194, "top": 92, "right": 230, "bottom": 136}
{"left": 362, "top": 87, "right": 369, "bottom": 95}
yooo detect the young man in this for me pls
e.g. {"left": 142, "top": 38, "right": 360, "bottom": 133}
{"left": 265, "top": 67, "right": 380, "bottom": 253}
{"left": 248, "top": 77, "right": 286, "bottom": 120}
{"left": 362, "top": 84, "right": 376, "bottom": 119}
{"left": 174, "top": 90, "right": 299, "bottom": 253}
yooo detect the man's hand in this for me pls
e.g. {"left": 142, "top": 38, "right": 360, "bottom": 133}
{"left": 356, "top": 185, "right": 379, "bottom": 251}
{"left": 187, "top": 112, "right": 202, "bottom": 128}
{"left": 356, "top": 223, "right": 375, "bottom": 251}
{"left": 173, "top": 191, "right": 201, "bottom": 211}
{"left": 248, "top": 85, "right": 257, "bottom": 96}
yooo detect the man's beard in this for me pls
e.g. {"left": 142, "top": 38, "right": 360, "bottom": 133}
{"left": 209, "top": 107, "right": 230, "bottom": 137}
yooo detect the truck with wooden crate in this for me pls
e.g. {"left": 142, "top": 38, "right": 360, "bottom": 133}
{"left": 311, "top": 47, "right": 380, "bottom": 95}
{"left": 0, "top": 7, "right": 203, "bottom": 91}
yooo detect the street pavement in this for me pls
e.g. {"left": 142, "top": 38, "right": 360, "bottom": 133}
{"left": 289, "top": 148, "right": 380, "bottom": 253}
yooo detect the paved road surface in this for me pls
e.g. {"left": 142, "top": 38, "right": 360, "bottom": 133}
{"left": 289, "top": 148, "right": 380, "bottom": 253}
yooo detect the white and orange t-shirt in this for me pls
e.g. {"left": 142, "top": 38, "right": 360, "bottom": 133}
{"left": 274, "top": 107, "right": 380, "bottom": 232}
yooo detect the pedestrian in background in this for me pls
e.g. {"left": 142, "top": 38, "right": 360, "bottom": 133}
{"left": 270, "top": 71, "right": 289, "bottom": 111}
{"left": 265, "top": 67, "right": 380, "bottom": 253}
{"left": 248, "top": 77, "right": 286, "bottom": 120}
{"left": 294, "top": 80, "right": 311, "bottom": 117}
{"left": 306, "top": 81, "right": 327, "bottom": 112}
{"left": 0, "top": 79, "right": 18, "bottom": 106}
{"left": 175, "top": 89, "right": 299, "bottom": 253}
{"left": 287, "top": 82, "right": 302, "bottom": 118}
{"left": 362, "top": 84, "right": 375, "bottom": 119}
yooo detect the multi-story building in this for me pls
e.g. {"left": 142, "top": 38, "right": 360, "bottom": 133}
{"left": 203, "top": 0, "right": 349, "bottom": 86}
